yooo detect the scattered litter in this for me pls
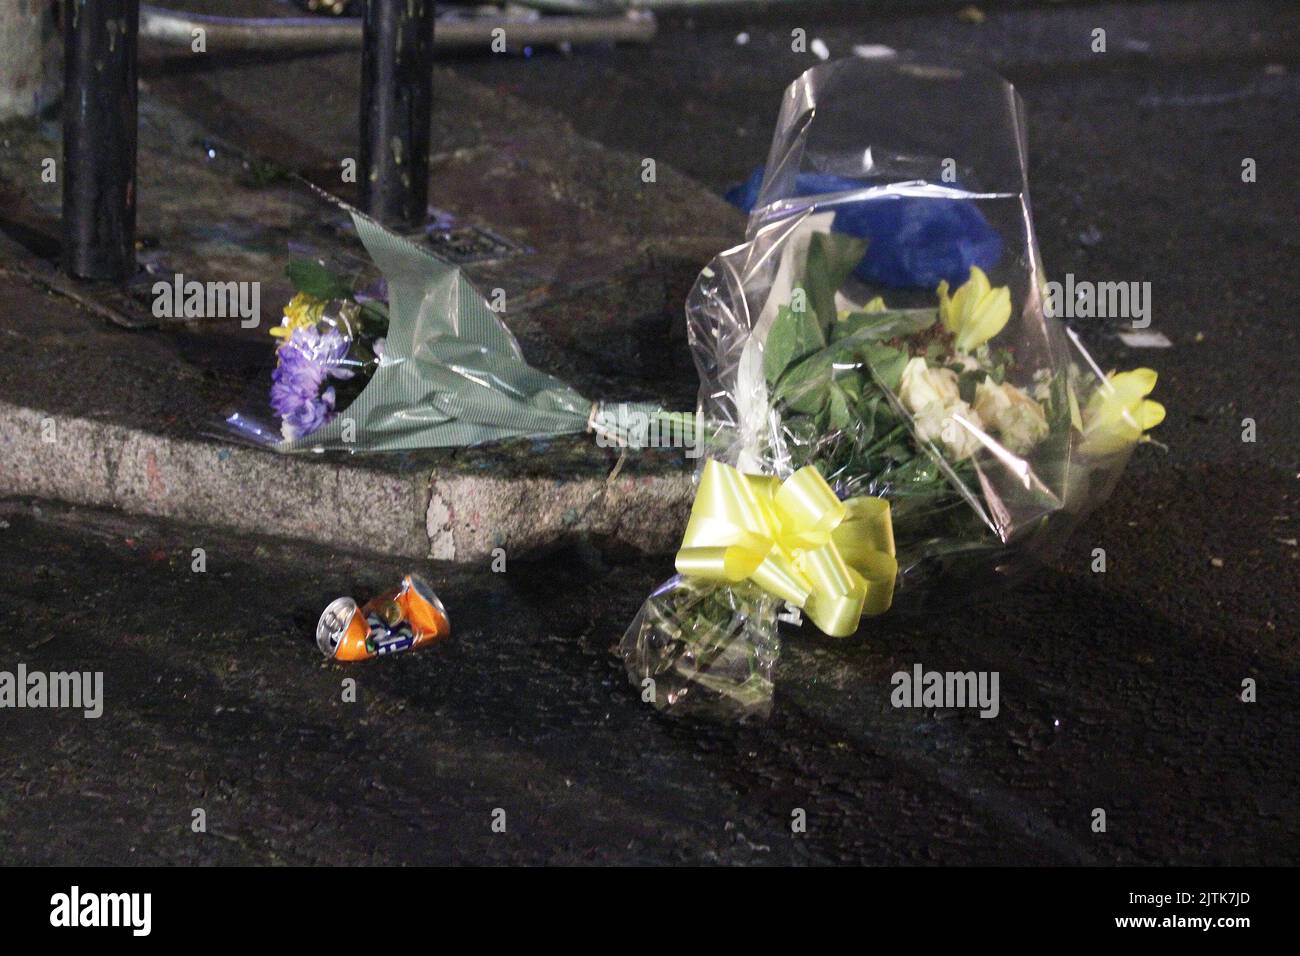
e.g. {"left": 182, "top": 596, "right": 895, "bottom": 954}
{"left": 957, "top": 5, "right": 986, "bottom": 24}
{"left": 317, "top": 573, "right": 449, "bottom": 661}
{"left": 1122, "top": 38, "right": 1151, "bottom": 53}
{"left": 1137, "top": 76, "right": 1291, "bottom": 108}
{"left": 1277, "top": 538, "right": 1298, "bottom": 547}
{"left": 734, "top": 32, "right": 749, "bottom": 46}
{"left": 1118, "top": 330, "right": 1172, "bottom": 348}
{"left": 27, "top": 632, "right": 59, "bottom": 651}
{"left": 1210, "top": 557, "right": 1225, "bottom": 568}
{"left": 1264, "top": 63, "right": 1286, "bottom": 76}
{"left": 811, "top": 38, "right": 830, "bottom": 61}
{"left": 853, "top": 44, "right": 896, "bottom": 59}
{"left": 1077, "top": 224, "right": 1103, "bottom": 247}
{"left": 0, "top": 519, "right": 8, "bottom": 530}
{"left": 1194, "top": 331, "right": 1205, "bottom": 343}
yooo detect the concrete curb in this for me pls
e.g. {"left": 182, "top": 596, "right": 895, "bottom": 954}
{"left": 0, "top": 400, "right": 695, "bottom": 563}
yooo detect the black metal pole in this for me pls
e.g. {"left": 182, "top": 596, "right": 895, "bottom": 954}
{"left": 360, "top": 0, "right": 433, "bottom": 228}
{"left": 62, "top": 0, "right": 138, "bottom": 281}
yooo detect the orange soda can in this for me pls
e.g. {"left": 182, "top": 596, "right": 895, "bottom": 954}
{"left": 316, "top": 574, "right": 450, "bottom": 661}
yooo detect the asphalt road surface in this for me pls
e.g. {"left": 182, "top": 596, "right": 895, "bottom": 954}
{"left": 0, "top": 474, "right": 1294, "bottom": 865}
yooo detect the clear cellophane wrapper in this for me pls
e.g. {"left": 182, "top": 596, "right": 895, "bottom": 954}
{"left": 622, "top": 56, "right": 1139, "bottom": 720}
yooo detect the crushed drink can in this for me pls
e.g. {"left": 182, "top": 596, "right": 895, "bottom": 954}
{"left": 316, "top": 574, "right": 450, "bottom": 661}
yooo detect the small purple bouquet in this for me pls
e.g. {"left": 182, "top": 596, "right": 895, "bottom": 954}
{"left": 266, "top": 262, "right": 389, "bottom": 442}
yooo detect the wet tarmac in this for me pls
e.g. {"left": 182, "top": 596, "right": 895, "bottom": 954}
{"left": 0, "top": 0, "right": 1296, "bottom": 864}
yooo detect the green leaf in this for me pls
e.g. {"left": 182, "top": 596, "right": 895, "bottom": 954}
{"left": 836, "top": 368, "right": 865, "bottom": 403}
{"left": 862, "top": 344, "right": 908, "bottom": 393}
{"left": 286, "top": 259, "right": 353, "bottom": 301}
{"left": 764, "top": 304, "right": 826, "bottom": 387}
{"left": 774, "top": 349, "right": 832, "bottom": 414}
{"left": 832, "top": 308, "right": 936, "bottom": 344}
{"left": 888, "top": 455, "right": 941, "bottom": 489}
{"left": 803, "top": 232, "right": 868, "bottom": 339}
{"left": 826, "top": 383, "right": 854, "bottom": 430}
{"left": 358, "top": 300, "right": 391, "bottom": 336}
{"left": 1047, "top": 370, "right": 1072, "bottom": 430}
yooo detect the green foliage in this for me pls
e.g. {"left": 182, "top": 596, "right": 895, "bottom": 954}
{"left": 758, "top": 231, "right": 966, "bottom": 507}
{"left": 357, "top": 299, "right": 390, "bottom": 337}
{"left": 763, "top": 304, "right": 826, "bottom": 387}
{"left": 802, "top": 232, "right": 868, "bottom": 339}
{"left": 285, "top": 259, "right": 354, "bottom": 301}
{"left": 763, "top": 232, "right": 869, "bottom": 388}
{"left": 831, "top": 308, "right": 933, "bottom": 346}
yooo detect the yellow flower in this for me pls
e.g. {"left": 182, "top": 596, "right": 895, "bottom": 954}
{"left": 270, "top": 292, "right": 326, "bottom": 341}
{"left": 837, "top": 296, "right": 887, "bottom": 321}
{"left": 937, "top": 266, "right": 1012, "bottom": 352}
{"left": 1079, "top": 368, "right": 1166, "bottom": 456}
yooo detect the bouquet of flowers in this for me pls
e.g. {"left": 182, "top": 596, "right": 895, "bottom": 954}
{"left": 620, "top": 56, "right": 1164, "bottom": 720}
{"left": 267, "top": 263, "right": 389, "bottom": 442}
{"left": 229, "top": 211, "right": 686, "bottom": 452}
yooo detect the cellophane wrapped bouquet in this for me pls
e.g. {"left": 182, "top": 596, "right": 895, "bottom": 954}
{"left": 229, "top": 212, "right": 681, "bottom": 452}
{"left": 620, "top": 57, "right": 1164, "bottom": 720}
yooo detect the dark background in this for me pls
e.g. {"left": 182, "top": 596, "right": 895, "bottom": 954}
{"left": 0, "top": 0, "right": 1296, "bottom": 865}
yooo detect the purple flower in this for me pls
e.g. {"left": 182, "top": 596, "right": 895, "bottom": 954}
{"left": 270, "top": 326, "right": 355, "bottom": 440}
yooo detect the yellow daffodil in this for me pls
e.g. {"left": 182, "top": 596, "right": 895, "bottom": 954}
{"left": 1079, "top": 368, "right": 1165, "bottom": 456}
{"left": 270, "top": 292, "right": 326, "bottom": 341}
{"left": 937, "top": 266, "right": 1012, "bottom": 352}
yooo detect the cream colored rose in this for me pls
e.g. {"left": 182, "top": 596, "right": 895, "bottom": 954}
{"left": 899, "top": 357, "right": 984, "bottom": 460}
{"left": 899, "top": 356, "right": 959, "bottom": 410}
{"left": 973, "top": 377, "right": 1049, "bottom": 455}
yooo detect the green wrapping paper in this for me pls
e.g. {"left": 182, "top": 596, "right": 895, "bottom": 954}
{"left": 274, "top": 209, "right": 675, "bottom": 452}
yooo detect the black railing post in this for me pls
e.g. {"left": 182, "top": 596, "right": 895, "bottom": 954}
{"left": 360, "top": 0, "right": 433, "bottom": 228}
{"left": 62, "top": 0, "right": 139, "bottom": 281}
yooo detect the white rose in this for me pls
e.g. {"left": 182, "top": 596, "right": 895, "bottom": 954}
{"left": 1030, "top": 367, "right": 1053, "bottom": 403}
{"left": 900, "top": 357, "right": 984, "bottom": 460}
{"left": 899, "top": 357, "right": 959, "bottom": 411}
{"left": 915, "top": 400, "right": 985, "bottom": 460}
{"left": 972, "top": 375, "right": 1011, "bottom": 422}
{"left": 974, "top": 377, "right": 1049, "bottom": 455}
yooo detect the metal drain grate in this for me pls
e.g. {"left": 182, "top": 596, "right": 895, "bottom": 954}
{"left": 424, "top": 225, "right": 525, "bottom": 265}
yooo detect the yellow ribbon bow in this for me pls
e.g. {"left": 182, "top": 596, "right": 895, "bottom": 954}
{"left": 674, "top": 459, "right": 898, "bottom": 637}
